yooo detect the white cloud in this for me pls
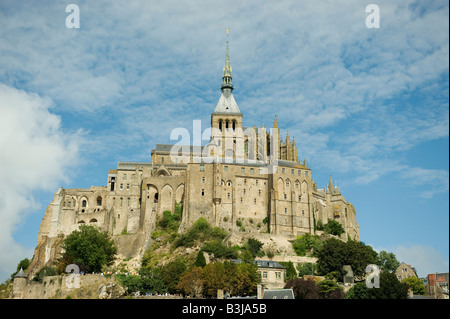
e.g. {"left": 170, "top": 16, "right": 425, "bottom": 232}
{"left": 0, "top": 83, "right": 81, "bottom": 282}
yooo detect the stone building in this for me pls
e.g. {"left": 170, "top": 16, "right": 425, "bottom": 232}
{"left": 395, "top": 262, "right": 418, "bottom": 282}
{"left": 27, "top": 30, "right": 359, "bottom": 277}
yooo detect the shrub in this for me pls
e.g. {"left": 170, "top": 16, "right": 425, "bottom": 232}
{"left": 173, "top": 218, "right": 229, "bottom": 248}
{"left": 202, "top": 239, "right": 237, "bottom": 259}
{"left": 297, "top": 263, "right": 317, "bottom": 277}
{"left": 291, "top": 234, "right": 322, "bottom": 256}
{"left": 323, "top": 219, "right": 345, "bottom": 236}
{"left": 33, "top": 267, "right": 57, "bottom": 283}
{"left": 246, "top": 238, "right": 264, "bottom": 257}
{"left": 317, "top": 280, "right": 345, "bottom": 299}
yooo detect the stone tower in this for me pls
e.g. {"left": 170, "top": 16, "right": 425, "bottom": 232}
{"left": 210, "top": 29, "right": 244, "bottom": 162}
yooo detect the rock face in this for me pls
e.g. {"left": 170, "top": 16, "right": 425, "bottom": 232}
{"left": 98, "top": 282, "right": 126, "bottom": 299}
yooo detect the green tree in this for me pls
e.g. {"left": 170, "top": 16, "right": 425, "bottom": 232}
{"left": 159, "top": 259, "right": 187, "bottom": 294}
{"left": 323, "top": 219, "right": 345, "bottom": 236}
{"left": 346, "top": 271, "right": 409, "bottom": 299}
{"left": 59, "top": 225, "right": 117, "bottom": 273}
{"left": 246, "top": 238, "right": 264, "bottom": 257}
{"left": 291, "top": 234, "right": 322, "bottom": 256}
{"left": 202, "top": 239, "right": 237, "bottom": 259}
{"left": 376, "top": 250, "right": 400, "bottom": 273}
{"left": 316, "top": 238, "right": 377, "bottom": 279}
{"left": 194, "top": 251, "right": 207, "bottom": 268}
{"left": 140, "top": 267, "right": 168, "bottom": 294}
{"left": 317, "top": 280, "right": 345, "bottom": 299}
{"left": 280, "top": 261, "right": 298, "bottom": 282}
{"left": 202, "top": 262, "right": 226, "bottom": 298}
{"left": 402, "top": 277, "right": 425, "bottom": 295}
{"left": 297, "top": 263, "right": 317, "bottom": 277}
{"left": 116, "top": 274, "right": 142, "bottom": 295}
{"left": 177, "top": 267, "right": 204, "bottom": 297}
{"left": 235, "top": 262, "right": 260, "bottom": 296}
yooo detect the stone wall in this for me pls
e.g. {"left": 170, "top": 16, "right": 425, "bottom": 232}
{"left": 12, "top": 274, "right": 125, "bottom": 299}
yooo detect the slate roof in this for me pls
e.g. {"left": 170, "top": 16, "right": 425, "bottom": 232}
{"left": 255, "top": 260, "right": 286, "bottom": 269}
{"left": 14, "top": 268, "right": 27, "bottom": 278}
{"left": 262, "top": 289, "right": 295, "bottom": 299}
{"left": 213, "top": 92, "right": 241, "bottom": 114}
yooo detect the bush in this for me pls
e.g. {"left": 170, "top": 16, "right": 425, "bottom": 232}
{"left": 280, "top": 261, "right": 298, "bottom": 282}
{"left": 317, "top": 280, "right": 345, "bottom": 299}
{"left": 402, "top": 277, "right": 425, "bottom": 295}
{"left": 292, "top": 234, "right": 322, "bottom": 256}
{"left": 173, "top": 218, "right": 228, "bottom": 248}
{"left": 246, "top": 238, "right": 264, "bottom": 257}
{"left": 297, "top": 263, "right": 317, "bottom": 277}
{"left": 33, "top": 267, "right": 57, "bottom": 283}
{"left": 202, "top": 239, "right": 237, "bottom": 259}
{"left": 194, "top": 251, "right": 207, "bottom": 268}
{"left": 323, "top": 219, "right": 345, "bottom": 236}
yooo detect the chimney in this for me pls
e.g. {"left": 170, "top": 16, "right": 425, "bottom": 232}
{"left": 257, "top": 284, "right": 264, "bottom": 299}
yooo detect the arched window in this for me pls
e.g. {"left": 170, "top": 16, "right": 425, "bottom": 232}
{"left": 96, "top": 197, "right": 102, "bottom": 206}
{"left": 82, "top": 200, "right": 87, "bottom": 208}
{"left": 90, "top": 218, "right": 97, "bottom": 223}
{"left": 219, "top": 119, "right": 223, "bottom": 132}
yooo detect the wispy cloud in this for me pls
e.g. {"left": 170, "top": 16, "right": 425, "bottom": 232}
{"left": 0, "top": 0, "right": 447, "bottom": 281}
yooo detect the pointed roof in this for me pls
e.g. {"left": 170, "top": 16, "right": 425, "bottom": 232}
{"left": 214, "top": 28, "right": 240, "bottom": 115}
{"left": 14, "top": 268, "right": 27, "bottom": 278}
{"left": 328, "top": 175, "right": 334, "bottom": 192}
{"left": 273, "top": 115, "right": 278, "bottom": 128}
{"left": 213, "top": 92, "right": 241, "bottom": 114}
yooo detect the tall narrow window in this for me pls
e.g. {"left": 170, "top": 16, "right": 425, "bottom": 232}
{"left": 96, "top": 197, "right": 102, "bottom": 206}
{"left": 201, "top": 189, "right": 205, "bottom": 196}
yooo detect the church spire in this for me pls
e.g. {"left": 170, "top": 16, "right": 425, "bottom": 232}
{"left": 273, "top": 115, "right": 278, "bottom": 128}
{"left": 328, "top": 175, "right": 334, "bottom": 193}
{"left": 221, "top": 28, "right": 233, "bottom": 94}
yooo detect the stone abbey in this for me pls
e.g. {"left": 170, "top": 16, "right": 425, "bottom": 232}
{"left": 27, "top": 31, "right": 359, "bottom": 276}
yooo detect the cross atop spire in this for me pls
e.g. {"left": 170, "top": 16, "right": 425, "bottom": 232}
{"left": 221, "top": 27, "right": 233, "bottom": 95}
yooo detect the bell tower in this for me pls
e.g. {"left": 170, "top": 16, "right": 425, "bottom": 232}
{"left": 210, "top": 28, "right": 244, "bottom": 161}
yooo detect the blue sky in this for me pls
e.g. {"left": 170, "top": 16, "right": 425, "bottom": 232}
{"left": 0, "top": 0, "right": 448, "bottom": 282}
